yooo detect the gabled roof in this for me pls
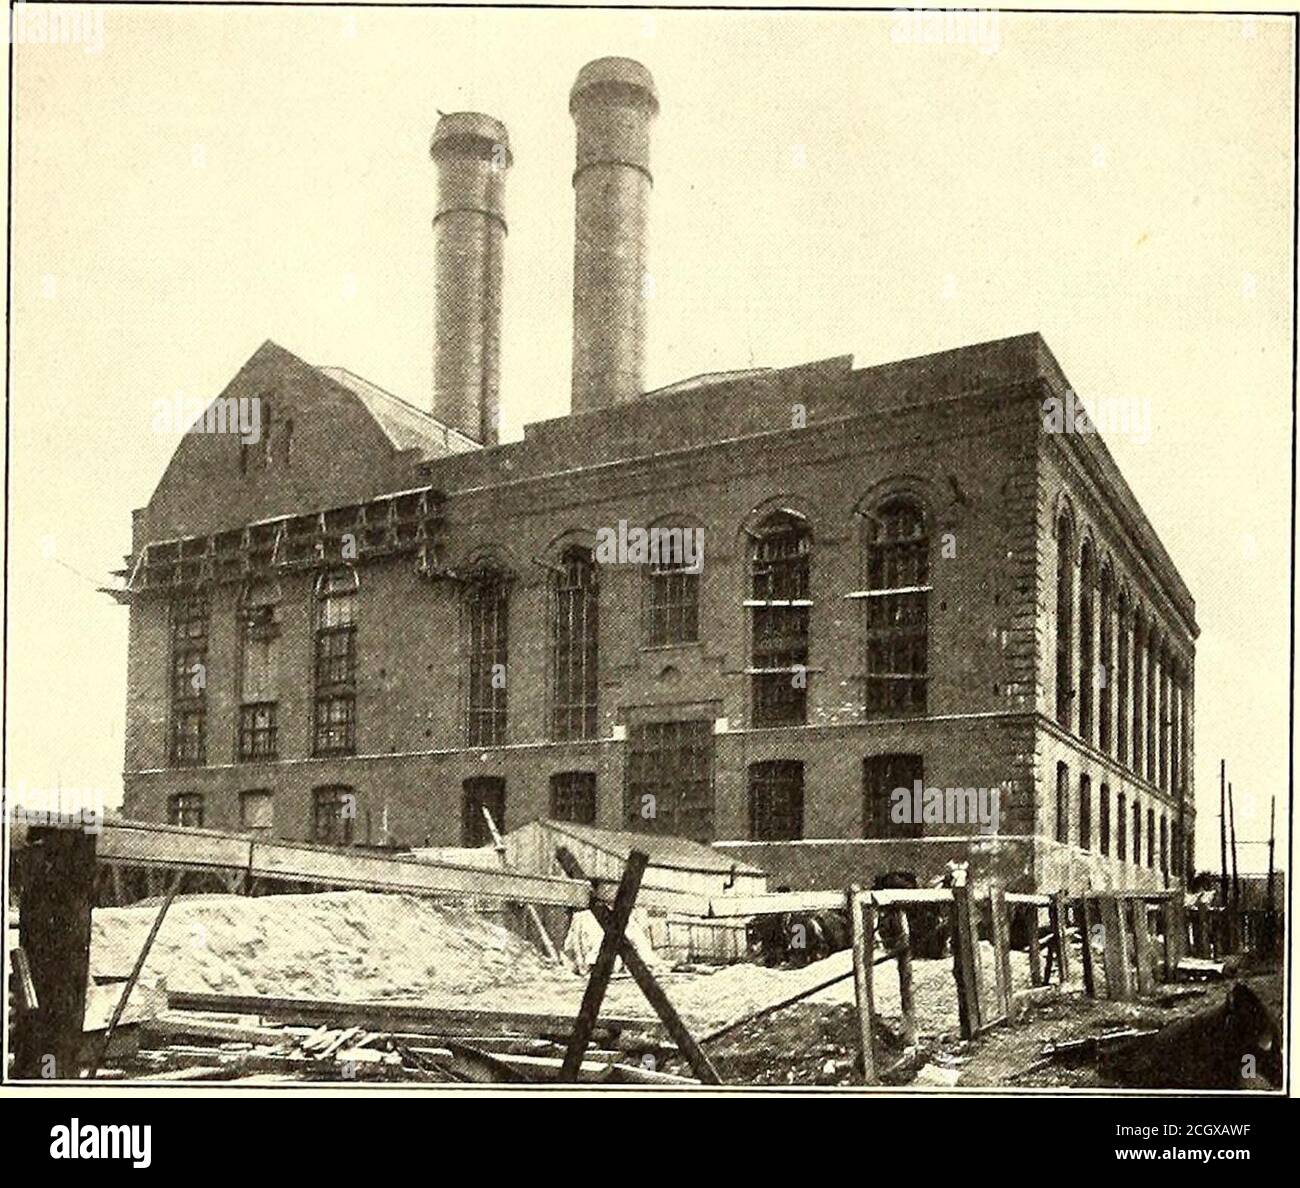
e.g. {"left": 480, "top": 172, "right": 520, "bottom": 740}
{"left": 534, "top": 819, "right": 766, "bottom": 877}
{"left": 316, "top": 365, "right": 480, "bottom": 459}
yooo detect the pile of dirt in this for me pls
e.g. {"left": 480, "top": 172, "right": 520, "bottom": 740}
{"left": 90, "top": 891, "right": 559, "bottom": 1002}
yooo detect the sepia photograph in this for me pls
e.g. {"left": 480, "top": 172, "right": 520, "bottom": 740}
{"left": 0, "top": 0, "right": 1295, "bottom": 1152}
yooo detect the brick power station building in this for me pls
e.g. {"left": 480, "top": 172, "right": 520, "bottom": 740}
{"left": 116, "top": 58, "right": 1196, "bottom": 895}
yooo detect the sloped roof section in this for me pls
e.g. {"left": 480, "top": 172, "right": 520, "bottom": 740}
{"left": 537, "top": 819, "right": 766, "bottom": 877}
{"left": 316, "top": 366, "right": 481, "bottom": 459}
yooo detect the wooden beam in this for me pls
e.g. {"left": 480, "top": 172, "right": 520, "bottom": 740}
{"left": 1131, "top": 902, "right": 1157, "bottom": 995}
{"left": 556, "top": 848, "right": 721, "bottom": 1085}
{"left": 1049, "top": 890, "right": 1071, "bottom": 984}
{"left": 989, "top": 886, "right": 1013, "bottom": 1018}
{"left": 1025, "top": 906, "right": 1044, "bottom": 987}
{"left": 1099, "top": 895, "right": 1133, "bottom": 1001}
{"left": 894, "top": 906, "right": 917, "bottom": 1047}
{"left": 849, "top": 886, "right": 877, "bottom": 1084}
{"left": 556, "top": 848, "right": 648, "bottom": 1081}
{"left": 1076, "top": 897, "right": 1096, "bottom": 998}
{"left": 88, "top": 871, "right": 184, "bottom": 1078}
{"left": 950, "top": 876, "right": 982, "bottom": 1039}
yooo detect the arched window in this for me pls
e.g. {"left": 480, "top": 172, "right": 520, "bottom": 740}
{"left": 748, "top": 511, "right": 811, "bottom": 726}
{"left": 314, "top": 568, "right": 358, "bottom": 756}
{"left": 1099, "top": 565, "right": 1114, "bottom": 752}
{"left": 1132, "top": 797, "right": 1143, "bottom": 867}
{"left": 1099, "top": 782, "right": 1111, "bottom": 857}
{"left": 168, "top": 791, "right": 204, "bottom": 828}
{"left": 864, "top": 498, "right": 929, "bottom": 714}
{"left": 552, "top": 547, "right": 598, "bottom": 740}
{"left": 1146, "top": 628, "right": 1158, "bottom": 784}
{"left": 1147, "top": 806, "right": 1156, "bottom": 868}
{"left": 1116, "top": 592, "right": 1130, "bottom": 763}
{"left": 645, "top": 521, "right": 700, "bottom": 645}
{"left": 466, "top": 569, "right": 509, "bottom": 746}
{"left": 169, "top": 591, "right": 210, "bottom": 767}
{"left": 1055, "top": 761, "right": 1069, "bottom": 844}
{"left": 1131, "top": 613, "right": 1145, "bottom": 776}
{"left": 1078, "top": 540, "right": 1095, "bottom": 742}
{"left": 1160, "top": 813, "right": 1169, "bottom": 879}
{"left": 313, "top": 785, "right": 356, "bottom": 845}
{"left": 1079, "top": 773, "right": 1092, "bottom": 851}
{"left": 1055, "top": 513, "right": 1074, "bottom": 727}
{"left": 748, "top": 760, "right": 804, "bottom": 840}
{"left": 1116, "top": 789, "right": 1127, "bottom": 861}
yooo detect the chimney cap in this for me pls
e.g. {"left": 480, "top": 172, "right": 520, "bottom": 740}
{"left": 570, "top": 57, "right": 658, "bottom": 114}
{"left": 431, "top": 111, "right": 512, "bottom": 164}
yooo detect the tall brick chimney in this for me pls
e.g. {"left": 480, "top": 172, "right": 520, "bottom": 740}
{"left": 569, "top": 58, "right": 658, "bottom": 414}
{"left": 430, "top": 112, "right": 511, "bottom": 446}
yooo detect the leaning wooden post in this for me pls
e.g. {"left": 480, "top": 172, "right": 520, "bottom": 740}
{"left": 1025, "top": 904, "right": 1044, "bottom": 987}
{"left": 950, "top": 875, "right": 982, "bottom": 1038}
{"left": 558, "top": 849, "right": 648, "bottom": 1081}
{"left": 87, "top": 869, "right": 184, "bottom": 1078}
{"left": 1049, "top": 890, "right": 1071, "bottom": 985}
{"left": 556, "top": 847, "right": 721, "bottom": 1085}
{"left": 13, "top": 826, "right": 98, "bottom": 1080}
{"left": 989, "top": 885, "right": 1013, "bottom": 1019}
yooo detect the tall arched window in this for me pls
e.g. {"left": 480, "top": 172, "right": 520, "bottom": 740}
{"left": 1078, "top": 540, "right": 1095, "bottom": 742}
{"left": 1116, "top": 789, "right": 1127, "bottom": 860}
{"left": 314, "top": 568, "right": 358, "bottom": 756}
{"left": 748, "top": 511, "right": 811, "bottom": 726}
{"left": 1146, "top": 628, "right": 1158, "bottom": 783}
{"left": 1055, "top": 513, "right": 1074, "bottom": 728}
{"left": 864, "top": 498, "right": 929, "bottom": 714}
{"left": 466, "top": 568, "right": 509, "bottom": 746}
{"left": 1117, "top": 592, "right": 1130, "bottom": 763}
{"left": 552, "top": 546, "right": 599, "bottom": 740}
{"left": 1099, "top": 565, "right": 1114, "bottom": 752}
{"left": 169, "top": 591, "right": 210, "bottom": 767}
{"left": 644, "top": 522, "right": 700, "bottom": 645}
{"left": 1131, "top": 613, "right": 1145, "bottom": 775}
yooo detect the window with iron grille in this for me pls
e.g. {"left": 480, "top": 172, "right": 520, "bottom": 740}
{"left": 466, "top": 575, "right": 509, "bottom": 746}
{"left": 1055, "top": 516, "right": 1074, "bottom": 728}
{"left": 551, "top": 548, "right": 599, "bottom": 740}
{"left": 625, "top": 720, "right": 714, "bottom": 841}
{"left": 645, "top": 544, "right": 700, "bottom": 646}
{"left": 749, "top": 512, "right": 811, "bottom": 726}
{"left": 1055, "top": 761, "right": 1069, "bottom": 844}
{"left": 1099, "top": 782, "right": 1111, "bottom": 857}
{"left": 314, "top": 569, "right": 357, "bottom": 755}
{"left": 1079, "top": 543, "right": 1095, "bottom": 742}
{"left": 239, "top": 702, "right": 278, "bottom": 761}
{"left": 863, "top": 753, "right": 923, "bottom": 839}
{"left": 168, "top": 792, "right": 204, "bottom": 828}
{"left": 550, "top": 771, "right": 596, "bottom": 824}
{"left": 168, "top": 592, "right": 209, "bottom": 766}
{"left": 313, "top": 785, "right": 355, "bottom": 845}
{"left": 1116, "top": 790, "right": 1127, "bottom": 860}
{"left": 865, "top": 499, "right": 929, "bottom": 714}
{"left": 748, "top": 760, "right": 804, "bottom": 841}
{"left": 1079, "top": 774, "right": 1092, "bottom": 851}
{"left": 463, "top": 776, "right": 506, "bottom": 846}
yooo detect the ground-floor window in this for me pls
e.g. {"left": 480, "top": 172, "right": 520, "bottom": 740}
{"left": 550, "top": 772, "right": 596, "bottom": 825}
{"left": 863, "top": 753, "right": 923, "bottom": 839}
{"left": 240, "top": 789, "right": 273, "bottom": 833}
{"left": 748, "top": 760, "right": 804, "bottom": 841}
{"left": 313, "top": 785, "right": 356, "bottom": 845}
{"left": 625, "top": 720, "right": 714, "bottom": 841}
{"left": 168, "top": 791, "right": 204, "bottom": 827}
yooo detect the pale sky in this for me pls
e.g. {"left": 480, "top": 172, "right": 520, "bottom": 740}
{"left": 3, "top": 6, "right": 1293, "bottom": 872}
